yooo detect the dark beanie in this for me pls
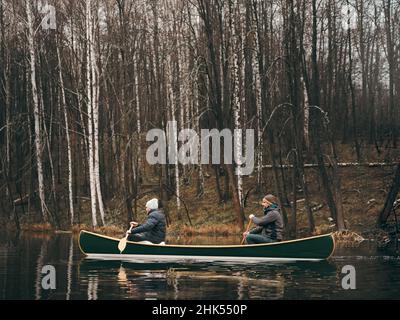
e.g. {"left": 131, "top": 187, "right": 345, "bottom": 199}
{"left": 264, "top": 194, "right": 277, "bottom": 204}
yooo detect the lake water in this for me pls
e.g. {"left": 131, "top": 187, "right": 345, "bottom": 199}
{"left": 0, "top": 233, "right": 399, "bottom": 300}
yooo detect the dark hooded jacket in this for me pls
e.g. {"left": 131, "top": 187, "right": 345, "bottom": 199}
{"left": 249, "top": 204, "right": 284, "bottom": 241}
{"left": 131, "top": 209, "right": 166, "bottom": 244}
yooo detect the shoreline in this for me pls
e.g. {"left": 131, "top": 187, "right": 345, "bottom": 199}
{"left": 0, "top": 222, "right": 377, "bottom": 247}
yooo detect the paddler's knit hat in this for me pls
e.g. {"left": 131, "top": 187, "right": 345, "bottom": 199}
{"left": 145, "top": 198, "right": 159, "bottom": 210}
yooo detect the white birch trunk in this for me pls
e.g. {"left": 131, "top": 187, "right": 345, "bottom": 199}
{"left": 175, "top": 9, "right": 186, "bottom": 180}
{"left": 184, "top": 46, "right": 191, "bottom": 178}
{"left": 57, "top": 45, "right": 74, "bottom": 226}
{"left": 301, "top": 76, "right": 310, "bottom": 149}
{"left": 134, "top": 52, "right": 141, "bottom": 182}
{"left": 86, "top": 0, "right": 97, "bottom": 227}
{"left": 26, "top": 0, "right": 48, "bottom": 223}
{"left": 26, "top": 65, "right": 33, "bottom": 216}
{"left": 184, "top": 46, "right": 190, "bottom": 130}
{"left": 194, "top": 69, "right": 204, "bottom": 196}
{"left": 179, "top": 76, "right": 185, "bottom": 178}
{"left": 167, "top": 56, "right": 180, "bottom": 212}
{"left": 5, "top": 61, "right": 10, "bottom": 174}
{"left": 91, "top": 33, "right": 106, "bottom": 226}
{"left": 232, "top": 8, "right": 243, "bottom": 205}
{"left": 174, "top": 119, "right": 181, "bottom": 211}
{"left": 194, "top": 13, "right": 204, "bottom": 196}
{"left": 254, "top": 20, "right": 263, "bottom": 189}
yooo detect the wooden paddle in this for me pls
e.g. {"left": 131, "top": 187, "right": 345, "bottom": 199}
{"left": 241, "top": 219, "right": 253, "bottom": 245}
{"left": 118, "top": 225, "right": 134, "bottom": 253}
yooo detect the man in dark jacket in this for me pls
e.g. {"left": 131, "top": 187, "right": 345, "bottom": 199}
{"left": 243, "top": 194, "right": 284, "bottom": 244}
{"left": 126, "top": 198, "right": 166, "bottom": 244}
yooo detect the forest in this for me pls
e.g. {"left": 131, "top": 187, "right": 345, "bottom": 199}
{"left": 0, "top": 0, "right": 399, "bottom": 239}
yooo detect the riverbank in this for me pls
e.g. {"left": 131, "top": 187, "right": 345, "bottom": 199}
{"left": 0, "top": 221, "right": 381, "bottom": 248}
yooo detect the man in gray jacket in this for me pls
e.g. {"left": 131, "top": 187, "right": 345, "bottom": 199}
{"left": 243, "top": 194, "right": 284, "bottom": 244}
{"left": 126, "top": 198, "right": 166, "bottom": 244}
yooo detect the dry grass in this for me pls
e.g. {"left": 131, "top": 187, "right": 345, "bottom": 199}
{"left": 21, "top": 223, "right": 53, "bottom": 232}
{"left": 18, "top": 223, "right": 124, "bottom": 237}
{"left": 168, "top": 223, "right": 241, "bottom": 236}
{"left": 94, "top": 225, "right": 125, "bottom": 236}
{"left": 71, "top": 224, "right": 91, "bottom": 233}
{"left": 313, "top": 223, "right": 337, "bottom": 235}
{"left": 71, "top": 224, "right": 124, "bottom": 237}
{"left": 332, "top": 230, "right": 365, "bottom": 247}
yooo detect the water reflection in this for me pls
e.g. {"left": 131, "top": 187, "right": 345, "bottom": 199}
{"left": 87, "top": 274, "right": 99, "bottom": 300}
{"left": 35, "top": 240, "right": 47, "bottom": 300}
{"left": 78, "top": 258, "right": 337, "bottom": 300}
{"left": 66, "top": 236, "right": 73, "bottom": 300}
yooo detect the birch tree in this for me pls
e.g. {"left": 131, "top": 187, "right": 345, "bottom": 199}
{"left": 253, "top": 7, "right": 263, "bottom": 193}
{"left": 168, "top": 58, "right": 181, "bottom": 214}
{"left": 57, "top": 42, "right": 74, "bottom": 226}
{"left": 86, "top": 0, "right": 98, "bottom": 227}
{"left": 91, "top": 19, "right": 106, "bottom": 226}
{"left": 26, "top": 0, "right": 49, "bottom": 223}
{"left": 231, "top": 2, "right": 243, "bottom": 205}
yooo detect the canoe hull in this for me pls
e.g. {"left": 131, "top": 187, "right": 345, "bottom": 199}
{"left": 79, "top": 230, "right": 335, "bottom": 262}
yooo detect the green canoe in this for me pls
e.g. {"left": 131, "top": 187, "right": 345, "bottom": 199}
{"left": 79, "top": 230, "right": 335, "bottom": 262}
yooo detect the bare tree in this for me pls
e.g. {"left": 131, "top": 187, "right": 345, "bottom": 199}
{"left": 26, "top": 0, "right": 49, "bottom": 223}
{"left": 57, "top": 41, "right": 74, "bottom": 226}
{"left": 86, "top": 0, "right": 98, "bottom": 227}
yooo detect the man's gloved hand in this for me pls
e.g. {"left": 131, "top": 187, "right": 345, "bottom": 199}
{"left": 249, "top": 214, "right": 255, "bottom": 220}
{"left": 130, "top": 221, "right": 139, "bottom": 227}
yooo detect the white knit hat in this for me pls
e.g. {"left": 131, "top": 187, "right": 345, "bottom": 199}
{"left": 145, "top": 198, "right": 158, "bottom": 210}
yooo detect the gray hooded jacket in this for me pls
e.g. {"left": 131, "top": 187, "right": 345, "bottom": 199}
{"left": 250, "top": 205, "right": 284, "bottom": 241}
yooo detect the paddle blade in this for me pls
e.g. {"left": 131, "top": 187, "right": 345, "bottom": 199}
{"left": 118, "top": 237, "right": 128, "bottom": 253}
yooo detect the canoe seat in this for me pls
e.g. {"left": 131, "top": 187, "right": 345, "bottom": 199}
{"left": 137, "top": 240, "right": 166, "bottom": 245}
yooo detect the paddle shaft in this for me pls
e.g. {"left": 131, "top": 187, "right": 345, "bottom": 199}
{"left": 241, "top": 219, "right": 252, "bottom": 245}
{"left": 124, "top": 224, "right": 134, "bottom": 241}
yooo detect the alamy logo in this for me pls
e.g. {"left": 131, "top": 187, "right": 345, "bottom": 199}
{"left": 146, "top": 121, "right": 255, "bottom": 175}
{"left": 41, "top": 265, "right": 56, "bottom": 290}
{"left": 38, "top": 1, "right": 56, "bottom": 30}
{"left": 341, "top": 265, "right": 356, "bottom": 290}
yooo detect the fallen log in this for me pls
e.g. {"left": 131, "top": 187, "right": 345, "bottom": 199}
{"left": 263, "top": 162, "right": 397, "bottom": 169}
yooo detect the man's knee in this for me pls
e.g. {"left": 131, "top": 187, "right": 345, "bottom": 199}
{"left": 245, "top": 234, "right": 257, "bottom": 244}
{"left": 246, "top": 234, "right": 274, "bottom": 244}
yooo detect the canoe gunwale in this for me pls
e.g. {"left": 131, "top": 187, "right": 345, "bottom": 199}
{"left": 84, "top": 253, "right": 324, "bottom": 262}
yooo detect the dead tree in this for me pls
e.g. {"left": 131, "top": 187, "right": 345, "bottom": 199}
{"left": 378, "top": 163, "right": 400, "bottom": 226}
